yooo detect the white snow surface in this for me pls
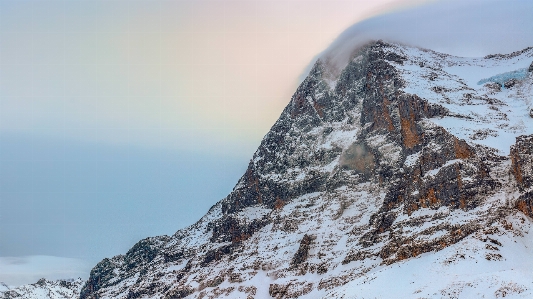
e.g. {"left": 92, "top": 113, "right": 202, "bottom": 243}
{"left": 324, "top": 214, "right": 533, "bottom": 299}
{"left": 388, "top": 44, "right": 533, "bottom": 154}
{"left": 0, "top": 278, "right": 83, "bottom": 299}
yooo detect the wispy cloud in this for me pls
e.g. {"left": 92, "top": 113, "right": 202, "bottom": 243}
{"left": 0, "top": 256, "right": 90, "bottom": 287}
{"left": 318, "top": 0, "right": 533, "bottom": 76}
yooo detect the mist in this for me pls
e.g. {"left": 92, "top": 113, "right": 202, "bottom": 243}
{"left": 316, "top": 0, "right": 533, "bottom": 76}
{"left": 0, "top": 256, "right": 90, "bottom": 287}
{"left": 0, "top": 134, "right": 247, "bottom": 279}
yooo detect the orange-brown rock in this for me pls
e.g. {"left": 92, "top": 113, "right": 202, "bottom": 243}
{"left": 510, "top": 135, "right": 533, "bottom": 218}
{"left": 510, "top": 135, "right": 533, "bottom": 191}
{"left": 400, "top": 116, "right": 420, "bottom": 149}
{"left": 274, "top": 197, "right": 285, "bottom": 210}
{"left": 454, "top": 137, "right": 472, "bottom": 159}
{"left": 516, "top": 196, "right": 533, "bottom": 218}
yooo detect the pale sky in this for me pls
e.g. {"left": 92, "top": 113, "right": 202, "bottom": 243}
{"left": 0, "top": 0, "right": 424, "bottom": 156}
{"left": 0, "top": 0, "right": 427, "bottom": 286}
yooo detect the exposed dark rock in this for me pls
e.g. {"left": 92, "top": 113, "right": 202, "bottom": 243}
{"left": 202, "top": 244, "right": 235, "bottom": 266}
{"left": 124, "top": 238, "right": 160, "bottom": 270}
{"left": 510, "top": 134, "right": 533, "bottom": 192}
{"left": 529, "top": 61, "right": 533, "bottom": 72}
{"left": 342, "top": 250, "right": 374, "bottom": 265}
{"left": 163, "top": 250, "right": 183, "bottom": 263}
{"left": 512, "top": 134, "right": 533, "bottom": 218}
{"left": 269, "top": 282, "right": 313, "bottom": 299}
{"left": 35, "top": 279, "right": 46, "bottom": 287}
{"left": 291, "top": 234, "right": 315, "bottom": 266}
{"left": 80, "top": 258, "right": 120, "bottom": 299}
{"left": 80, "top": 236, "right": 171, "bottom": 299}
{"left": 210, "top": 216, "right": 268, "bottom": 243}
{"left": 384, "top": 52, "right": 407, "bottom": 65}
{"left": 165, "top": 287, "right": 193, "bottom": 299}
{"left": 378, "top": 222, "right": 481, "bottom": 264}
{"left": 517, "top": 191, "right": 533, "bottom": 219}
{"left": 269, "top": 283, "right": 290, "bottom": 299}
{"left": 484, "top": 47, "right": 533, "bottom": 60}
{"left": 504, "top": 78, "right": 519, "bottom": 89}
{"left": 485, "top": 82, "right": 502, "bottom": 93}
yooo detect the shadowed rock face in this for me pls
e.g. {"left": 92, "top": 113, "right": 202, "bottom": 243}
{"left": 511, "top": 135, "right": 533, "bottom": 192}
{"left": 76, "top": 41, "right": 533, "bottom": 299}
{"left": 512, "top": 135, "right": 533, "bottom": 218}
{"left": 291, "top": 234, "right": 315, "bottom": 266}
{"left": 529, "top": 61, "right": 533, "bottom": 72}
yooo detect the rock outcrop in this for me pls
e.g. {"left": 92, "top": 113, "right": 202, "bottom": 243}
{"left": 512, "top": 135, "right": 533, "bottom": 218}
{"left": 511, "top": 135, "right": 533, "bottom": 191}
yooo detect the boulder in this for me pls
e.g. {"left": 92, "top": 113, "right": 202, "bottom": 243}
{"left": 504, "top": 78, "right": 518, "bottom": 89}
{"left": 484, "top": 82, "right": 501, "bottom": 93}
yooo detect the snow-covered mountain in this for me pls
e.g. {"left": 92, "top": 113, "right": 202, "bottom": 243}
{"left": 0, "top": 278, "right": 83, "bottom": 299}
{"left": 0, "top": 283, "right": 10, "bottom": 293}
{"left": 6, "top": 41, "right": 533, "bottom": 299}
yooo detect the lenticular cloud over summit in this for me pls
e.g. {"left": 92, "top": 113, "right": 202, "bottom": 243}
{"left": 319, "top": 0, "right": 533, "bottom": 75}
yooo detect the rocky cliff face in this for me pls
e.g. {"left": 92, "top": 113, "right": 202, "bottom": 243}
{"left": 512, "top": 135, "right": 533, "bottom": 218}
{"left": 67, "top": 41, "right": 533, "bottom": 299}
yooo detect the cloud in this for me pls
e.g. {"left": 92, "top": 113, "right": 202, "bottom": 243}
{"left": 0, "top": 256, "right": 90, "bottom": 287}
{"left": 1, "top": 257, "right": 27, "bottom": 265}
{"left": 316, "top": 0, "right": 533, "bottom": 77}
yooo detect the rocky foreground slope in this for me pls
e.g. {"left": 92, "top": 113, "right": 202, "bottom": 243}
{"left": 3, "top": 41, "right": 533, "bottom": 299}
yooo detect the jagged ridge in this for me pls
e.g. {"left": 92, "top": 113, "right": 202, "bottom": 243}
{"left": 0, "top": 278, "right": 83, "bottom": 299}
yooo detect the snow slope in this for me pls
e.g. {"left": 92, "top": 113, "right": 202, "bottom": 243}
{"left": 389, "top": 44, "right": 533, "bottom": 154}
{"left": 0, "top": 279, "right": 83, "bottom": 299}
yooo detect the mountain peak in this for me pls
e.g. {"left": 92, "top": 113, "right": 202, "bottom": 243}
{"left": 8, "top": 42, "right": 533, "bottom": 299}
{"left": 78, "top": 42, "right": 533, "bottom": 299}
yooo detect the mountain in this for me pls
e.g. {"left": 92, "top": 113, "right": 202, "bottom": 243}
{"left": 0, "top": 278, "right": 83, "bottom": 299}
{"left": 0, "top": 283, "right": 10, "bottom": 293}
{"left": 6, "top": 41, "right": 533, "bottom": 299}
